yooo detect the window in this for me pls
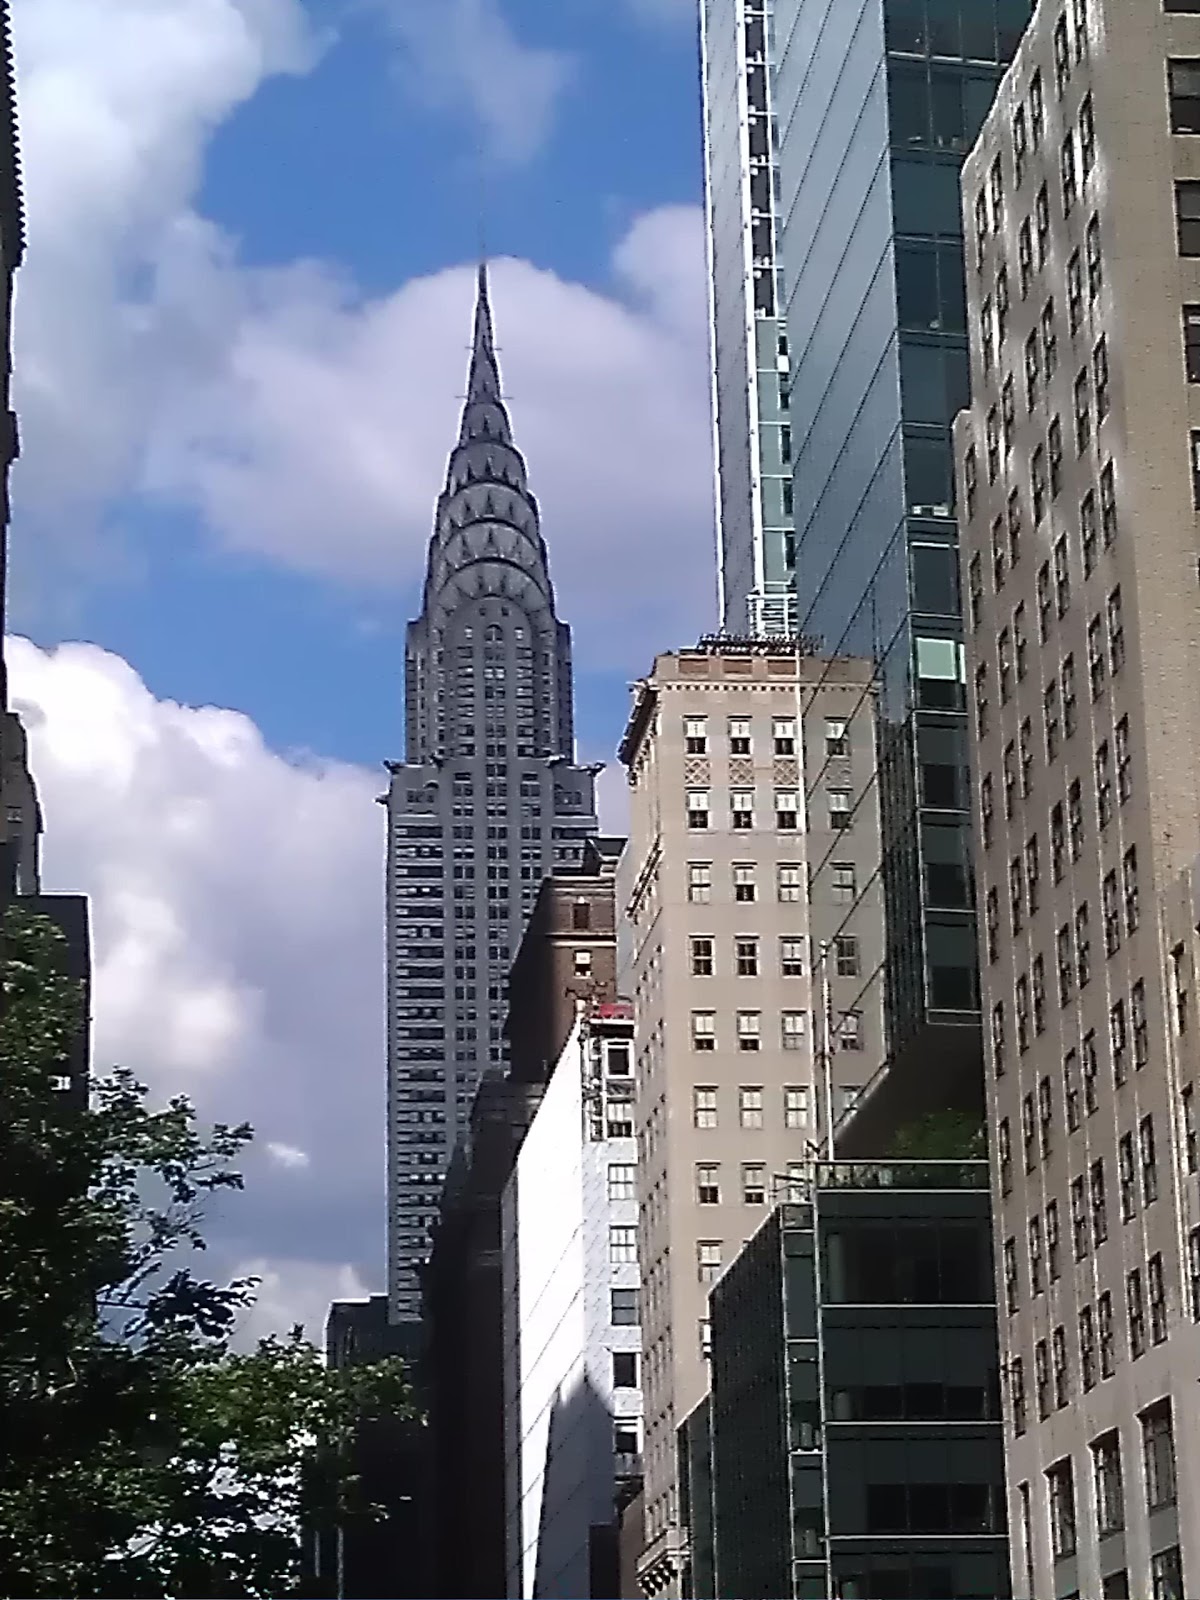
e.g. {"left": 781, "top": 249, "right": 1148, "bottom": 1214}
{"left": 999, "top": 1118, "right": 1013, "bottom": 1193}
{"left": 1149, "top": 1253, "right": 1167, "bottom": 1344}
{"left": 1014, "top": 103, "right": 1029, "bottom": 181}
{"left": 737, "top": 1085, "right": 763, "bottom": 1129}
{"left": 1097, "top": 741, "right": 1113, "bottom": 827}
{"left": 1029, "top": 1215, "right": 1044, "bottom": 1295}
{"left": 1090, "top": 1158, "right": 1108, "bottom": 1243}
{"left": 835, "top": 935, "right": 860, "bottom": 977}
{"left": 1038, "top": 561, "right": 1052, "bottom": 639}
{"left": 1057, "top": 923, "right": 1074, "bottom": 1006}
{"left": 1047, "top": 1457, "right": 1076, "bottom": 1560}
{"left": 840, "top": 1010, "right": 863, "bottom": 1052}
{"left": 1119, "top": 1132, "right": 1137, "bottom": 1219}
{"left": 991, "top": 515, "right": 1006, "bottom": 590}
{"left": 1061, "top": 131, "right": 1077, "bottom": 214}
{"left": 613, "top": 1351, "right": 638, "bottom": 1388}
{"left": 1093, "top": 334, "right": 1110, "bottom": 421}
{"left": 1003, "top": 1237, "right": 1019, "bottom": 1315}
{"left": 1086, "top": 213, "right": 1102, "bottom": 300}
{"left": 1079, "top": 92, "right": 1096, "bottom": 176}
{"left": 728, "top": 716, "right": 751, "bottom": 755}
{"left": 1140, "top": 1113, "right": 1158, "bottom": 1204}
{"left": 1020, "top": 222, "right": 1034, "bottom": 303}
{"left": 736, "top": 1011, "right": 761, "bottom": 1052}
{"left": 780, "top": 937, "right": 805, "bottom": 977}
{"left": 687, "top": 790, "right": 710, "bottom": 829}
{"left": 1074, "top": 367, "right": 1091, "bottom": 453}
{"left": 1075, "top": 902, "right": 1091, "bottom": 987}
{"left": 1185, "top": 304, "right": 1200, "bottom": 382}
{"left": 1068, "top": 250, "right": 1083, "bottom": 331}
{"left": 1010, "top": 1358, "right": 1027, "bottom": 1436}
{"left": 1062, "top": 654, "right": 1077, "bottom": 736}
{"left": 730, "top": 789, "right": 755, "bottom": 829}
{"left": 1033, "top": 954, "right": 1047, "bottom": 1034}
{"left": 695, "top": 1163, "right": 720, "bottom": 1205}
{"left": 1052, "top": 1324, "right": 1070, "bottom": 1408}
{"left": 1084, "top": 1030, "right": 1099, "bottom": 1114}
{"left": 1004, "top": 745, "right": 1017, "bottom": 820}
{"left": 776, "top": 790, "right": 800, "bottom": 830}
{"left": 1100, "top": 459, "right": 1117, "bottom": 543}
{"left": 981, "top": 774, "right": 994, "bottom": 849}
{"left": 1041, "top": 295, "right": 1058, "bottom": 377}
{"left": 1068, "top": 778, "right": 1083, "bottom": 860}
{"left": 734, "top": 863, "right": 757, "bottom": 902}
{"left": 611, "top": 1288, "right": 639, "bottom": 1325}
{"left": 985, "top": 887, "right": 999, "bottom": 963}
{"left": 1111, "top": 996, "right": 1128, "bottom": 1083}
{"left": 784, "top": 1085, "right": 809, "bottom": 1128}
{"left": 688, "top": 862, "right": 712, "bottom": 903}
{"left": 1071, "top": 1175, "right": 1088, "bottom": 1258}
{"left": 1032, "top": 446, "right": 1047, "bottom": 523}
{"left": 610, "top": 1225, "right": 637, "bottom": 1264}
{"left": 1183, "top": 1081, "right": 1198, "bottom": 1170}
{"left": 1141, "top": 1401, "right": 1177, "bottom": 1510}
{"left": 1054, "top": 12, "right": 1071, "bottom": 94}
{"left": 1098, "top": 1290, "right": 1115, "bottom": 1377}
{"left": 975, "top": 664, "right": 990, "bottom": 738}
{"left": 1128, "top": 1267, "right": 1147, "bottom": 1358}
{"left": 1002, "top": 373, "right": 1016, "bottom": 450}
{"left": 831, "top": 862, "right": 856, "bottom": 903}
{"left": 986, "top": 407, "right": 1000, "bottom": 482}
{"left": 1020, "top": 719, "right": 1034, "bottom": 797}
{"left": 1035, "top": 1339, "right": 1050, "bottom": 1419}
{"left": 991, "top": 1001, "right": 1007, "bottom": 1077}
{"left": 1049, "top": 416, "right": 1063, "bottom": 494}
{"left": 968, "top": 552, "right": 983, "bottom": 626}
{"left": 1065, "top": 1048, "right": 1080, "bottom": 1130}
{"left": 697, "top": 1239, "right": 722, "bottom": 1285}
{"left": 735, "top": 936, "right": 759, "bottom": 977}
{"left": 1016, "top": 974, "right": 1030, "bottom": 1053}
{"left": 776, "top": 862, "right": 801, "bottom": 902}
{"left": 1123, "top": 849, "right": 1139, "bottom": 934}
{"left": 827, "top": 788, "right": 851, "bottom": 830}
{"left": 608, "top": 1163, "right": 635, "bottom": 1201}
{"left": 684, "top": 716, "right": 708, "bottom": 754}
{"left": 693, "top": 1085, "right": 717, "bottom": 1128}
{"left": 825, "top": 717, "right": 848, "bottom": 756}
{"left": 1152, "top": 1548, "right": 1184, "bottom": 1600}
{"left": 742, "top": 1163, "right": 766, "bottom": 1205}
{"left": 1191, "top": 1227, "right": 1200, "bottom": 1321}
{"left": 1031, "top": 69, "right": 1045, "bottom": 146}
{"left": 1170, "top": 58, "right": 1200, "bottom": 133}
{"left": 1177, "top": 180, "right": 1200, "bottom": 254}
{"left": 773, "top": 717, "right": 796, "bottom": 756}
{"left": 690, "top": 936, "right": 714, "bottom": 976}
{"left": 692, "top": 1012, "right": 716, "bottom": 1053}
{"left": 1079, "top": 1305, "right": 1096, "bottom": 1390}
{"left": 1054, "top": 535, "right": 1070, "bottom": 616}
{"left": 1092, "top": 1432, "right": 1124, "bottom": 1534}
{"left": 1039, "top": 1075, "right": 1054, "bottom": 1159}
{"left": 990, "top": 155, "right": 1004, "bottom": 227}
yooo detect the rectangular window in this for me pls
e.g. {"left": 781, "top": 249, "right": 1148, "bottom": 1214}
{"left": 686, "top": 790, "right": 710, "bottom": 829}
{"left": 733, "top": 863, "right": 757, "bottom": 902}
{"left": 840, "top": 1010, "right": 863, "bottom": 1052}
{"left": 1092, "top": 1432, "right": 1124, "bottom": 1534}
{"left": 780, "top": 937, "right": 805, "bottom": 976}
{"left": 827, "top": 788, "right": 851, "bottom": 830}
{"left": 1128, "top": 1267, "right": 1147, "bottom": 1359}
{"left": 1119, "top": 1132, "right": 1137, "bottom": 1219}
{"left": 684, "top": 716, "right": 708, "bottom": 754}
{"left": 1047, "top": 1457, "right": 1076, "bottom": 1560}
{"left": 1100, "top": 459, "right": 1117, "bottom": 543}
{"left": 775, "top": 790, "right": 800, "bottom": 830}
{"left": 693, "top": 1084, "right": 717, "bottom": 1127}
{"left": 697, "top": 1239, "right": 723, "bottom": 1285}
{"left": 1170, "top": 58, "right": 1200, "bottom": 133}
{"left": 1052, "top": 1324, "right": 1070, "bottom": 1409}
{"left": 1140, "top": 1113, "right": 1158, "bottom": 1204}
{"left": 608, "top": 1162, "right": 636, "bottom": 1201}
{"left": 1074, "top": 367, "right": 1091, "bottom": 453}
{"left": 728, "top": 716, "right": 751, "bottom": 755}
{"left": 825, "top": 717, "right": 848, "bottom": 756}
{"left": 1177, "top": 180, "right": 1200, "bottom": 254}
{"left": 736, "top": 1011, "right": 761, "bottom": 1052}
{"left": 610, "top": 1224, "right": 637, "bottom": 1264}
{"left": 735, "top": 936, "right": 759, "bottom": 977}
{"left": 1075, "top": 902, "right": 1091, "bottom": 987}
{"left": 1086, "top": 214, "right": 1102, "bottom": 300}
{"left": 1090, "top": 1158, "right": 1108, "bottom": 1243}
{"left": 1098, "top": 1290, "right": 1115, "bottom": 1376}
{"left": 691, "top": 1013, "right": 716, "bottom": 1053}
{"left": 687, "top": 862, "right": 712, "bottom": 903}
{"left": 1185, "top": 304, "right": 1200, "bottom": 382}
{"left": 690, "top": 936, "right": 714, "bottom": 976}
{"left": 742, "top": 1163, "right": 766, "bottom": 1205}
{"left": 784, "top": 1085, "right": 809, "bottom": 1128}
{"left": 831, "top": 863, "right": 856, "bottom": 903}
{"left": 1141, "top": 1401, "right": 1177, "bottom": 1510}
{"left": 739, "top": 1085, "right": 763, "bottom": 1128}
{"left": 695, "top": 1164, "right": 720, "bottom": 1205}
{"left": 611, "top": 1287, "right": 639, "bottom": 1325}
{"left": 1149, "top": 1252, "right": 1167, "bottom": 1344}
{"left": 1094, "top": 334, "right": 1110, "bottom": 421}
{"left": 781, "top": 1011, "right": 807, "bottom": 1052}
{"left": 1054, "top": 535, "right": 1070, "bottom": 615}
{"left": 1079, "top": 1305, "right": 1095, "bottom": 1390}
{"left": 612, "top": 1351, "right": 638, "bottom": 1388}
{"left": 730, "top": 789, "right": 755, "bottom": 829}
{"left": 835, "top": 934, "right": 860, "bottom": 977}
{"left": 773, "top": 718, "right": 796, "bottom": 756}
{"left": 1124, "top": 848, "right": 1140, "bottom": 934}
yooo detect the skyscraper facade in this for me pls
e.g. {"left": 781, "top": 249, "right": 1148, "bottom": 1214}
{"left": 771, "top": 0, "right": 1032, "bottom": 1131}
{"left": 957, "top": 0, "right": 1200, "bottom": 1591}
{"left": 701, "top": 0, "right": 797, "bottom": 638}
{"left": 385, "top": 269, "right": 598, "bottom": 1322}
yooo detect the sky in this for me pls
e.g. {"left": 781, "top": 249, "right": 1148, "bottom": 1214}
{"left": 5, "top": 0, "right": 716, "bottom": 1338}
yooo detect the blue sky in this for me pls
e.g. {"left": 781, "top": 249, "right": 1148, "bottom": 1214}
{"left": 6, "top": 0, "right": 716, "bottom": 1332}
{"left": 15, "top": 0, "right": 712, "bottom": 771}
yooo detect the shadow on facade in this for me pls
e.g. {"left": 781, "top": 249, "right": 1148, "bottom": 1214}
{"left": 530, "top": 1374, "right": 619, "bottom": 1600}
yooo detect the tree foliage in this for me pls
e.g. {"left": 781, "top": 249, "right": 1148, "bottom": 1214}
{"left": 0, "top": 908, "right": 413, "bottom": 1597}
{"left": 888, "top": 1108, "right": 987, "bottom": 1161}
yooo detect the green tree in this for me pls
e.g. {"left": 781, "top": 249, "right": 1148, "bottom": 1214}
{"left": 0, "top": 908, "right": 413, "bottom": 1597}
{"left": 888, "top": 1108, "right": 987, "bottom": 1161}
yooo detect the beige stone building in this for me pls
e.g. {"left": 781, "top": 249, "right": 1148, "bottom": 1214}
{"left": 616, "top": 637, "right": 884, "bottom": 1594}
{"left": 956, "top": 2, "right": 1200, "bottom": 1594}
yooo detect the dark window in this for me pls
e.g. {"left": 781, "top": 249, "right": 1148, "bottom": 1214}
{"left": 610, "top": 1288, "right": 639, "bottom": 1325}
{"left": 823, "top": 1222, "right": 987, "bottom": 1304}
{"left": 1141, "top": 1400, "right": 1177, "bottom": 1509}
{"left": 1184, "top": 305, "right": 1200, "bottom": 381}
{"left": 1170, "top": 59, "right": 1200, "bottom": 133}
{"left": 1177, "top": 181, "right": 1200, "bottom": 254}
{"left": 612, "top": 1351, "right": 638, "bottom": 1387}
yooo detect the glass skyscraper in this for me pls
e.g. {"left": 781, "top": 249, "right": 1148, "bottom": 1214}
{"left": 771, "top": 0, "right": 1031, "bottom": 1115}
{"left": 701, "top": 0, "right": 797, "bottom": 638}
{"left": 385, "top": 268, "right": 598, "bottom": 1321}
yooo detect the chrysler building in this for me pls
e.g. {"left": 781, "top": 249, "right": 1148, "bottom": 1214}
{"left": 384, "top": 266, "right": 598, "bottom": 1321}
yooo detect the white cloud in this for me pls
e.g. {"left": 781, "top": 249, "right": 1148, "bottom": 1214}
{"left": 232, "top": 1258, "right": 372, "bottom": 1345}
{"left": 9, "top": 636, "right": 386, "bottom": 1330}
{"left": 376, "top": 0, "right": 575, "bottom": 166}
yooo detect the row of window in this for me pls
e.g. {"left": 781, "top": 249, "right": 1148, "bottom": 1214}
{"left": 689, "top": 933, "right": 859, "bottom": 979}
{"left": 683, "top": 715, "right": 846, "bottom": 759}
{"left": 690, "top": 1008, "right": 863, "bottom": 1053}
{"left": 690, "top": 1082, "right": 839, "bottom": 1131}
{"left": 1032, "top": 1400, "right": 1178, "bottom": 1581}
{"left": 686, "top": 788, "right": 818, "bottom": 830}
{"left": 686, "top": 859, "right": 858, "bottom": 903}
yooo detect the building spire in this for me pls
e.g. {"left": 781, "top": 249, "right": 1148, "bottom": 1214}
{"left": 457, "top": 260, "right": 511, "bottom": 448}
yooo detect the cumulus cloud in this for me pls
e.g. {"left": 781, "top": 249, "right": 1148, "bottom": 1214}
{"left": 376, "top": 0, "right": 576, "bottom": 167}
{"left": 9, "top": 636, "right": 386, "bottom": 1334}
{"left": 10, "top": 0, "right": 714, "bottom": 667}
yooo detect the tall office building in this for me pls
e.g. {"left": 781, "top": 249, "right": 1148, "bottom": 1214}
{"left": 617, "top": 638, "right": 885, "bottom": 1594}
{"left": 385, "top": 267, "right": 598, "bottom": 1321}
{"left": 771, "top": 0, "right": 1032, "bottom": 1143}
{"left": 701, "top": 0, "right": 796, "bottom": 637}
{"left": 957, "top": 1, "right": 1200, "bottom": 1592}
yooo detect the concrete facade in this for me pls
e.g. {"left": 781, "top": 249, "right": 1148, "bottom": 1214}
{"left": 501, "top": 1006, "right": 643, "bottom": 1599}
{"left": 956, "top": 2, "right": 1200, "bottom": 1593}
{"left": 616, "top": 638, "right": 884, "bottom": 1594}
